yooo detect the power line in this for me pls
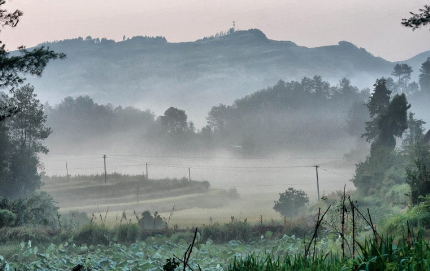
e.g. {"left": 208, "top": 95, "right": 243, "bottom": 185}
{"left": 48, "top": 152, "right": 345, "bottom": 161}
{"left": 44, "top": 162, "right": 354, "bottom": 173}
{"left": 215, "top": 180, "right": 351, "bottom": 188}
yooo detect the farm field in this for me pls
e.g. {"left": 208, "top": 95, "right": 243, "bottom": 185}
{"left": 0, "top": 234, "right": 336, "bottom": 270}
{"left": 41, "top": 153, "right": 356, "bottom": 228}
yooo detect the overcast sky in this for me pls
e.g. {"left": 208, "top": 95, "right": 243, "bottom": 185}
{"left": 2, "top": 0, "right": 429, "bottom": 61}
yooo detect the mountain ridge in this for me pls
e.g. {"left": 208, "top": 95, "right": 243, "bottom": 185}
{"left": 22, "top": 28, "right": 430, "bottom": 126}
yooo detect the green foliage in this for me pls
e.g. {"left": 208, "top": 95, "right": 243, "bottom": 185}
{"left": 384, "top": 184, "right": 410, "bottom": 207}
{"left": 163, "top": 258, "right": 180, "bottom": 271}
{"left": 406, "top": 143, "right": 430, "bottom": 205}
{"left": 391, "top": 63, "right": 413, "bottom": 90}
{"left": 60, "top": 211, "right": 90, "bottom": 231}
{"left": 402, "top": 5, "right": 430, "bottom": 30}
{"left": 0, "top": 209, "right": 16, "bottom": 228}
{"left": 201, "top": 217, "right": 313, "bottom": 244}
{"left": 375, "top": 93, "right": 410, "bottom": 149}
{"left": 74, "top": 224, "right": 110, "bottom": 245}
{"left": 345, "top": 101, "right": 369, "bottom": 139}
{"left": 354, "top": 80, "right": 411, "bottom": 195}
{"left": 207, "top": 76, "right": 368, "bottom": 153}
{"left": 353, "top": 146, "right": 406, "bottom": 195}
{"left": 273, "top": 188, "right": 309, "bottom": 217}
{"left": 202, "top": 221, "right": 252, "bottom": 243}
{"left": 160, "top": 107, "right": 189, "bottom": 134}
{"left": 138, "top": 211, "right": 166, "bottom": 230}
{"left": 0, "top": 85, "right": 52, "bottom": 198}
{"left": 0, "top": 230, "right": 317, "bottom": 270}
{"left": 402, "top": 112, "right": 426, "bottom": 147}
{"left": 228, "top": 253, "right": 344, "bottom": 271}
{"left": 366, "top": 79, "right": 391, "bottom": 119}
{"left": 0, "top": 0, "right": 65, "bottom": 111}
{"left": 0, "top": 191, "right": 58, "bottom": 227}
{"left": 229, "top": 234, "right": 430, "bottom": 271}
{"left": 116, "top": 223, "right": 140, "bottom": 243}
{"left": 419, "top": 57, "right": 430, "bottom": 92}
{"left": 0, "top": 226, "right": 55, "bottom": 243}
{"left": 46, "top": 95, "right": 156, "bottom": 142}
{"left": 364, "top": 78, "right": 409, "bottom": 149}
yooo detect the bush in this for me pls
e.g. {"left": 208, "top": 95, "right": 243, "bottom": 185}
{"left": 0, "top": 210, "right": 16, "bottom": 228}
{"left": 0, "top": 226, "right": 57, "bottom": 242}
{"left": 74, "top": 224, "right": 111, "bottom": 245}
{"left": 384, "top": 184, "right": 409, "bottom": 207}
{"left": 274, "top": 188, "right": 309, "bottom": 217}
{"left": 0, "top": 192, "right": 59, "bottom": 227}
{"left": 383, "top": 194, "right": 430, "bottom": 235}
{"left": 202, "top": 220, "right": 252, "bottom": 243}
{"left": 170, "top": 231, "right": 194, "bottom": 243}
{"left": 116, "top": 223, "right": 140, "bottom": 243}
{"left": 138, "top": 211, "right": 166, "bottom": 230}
{"left": 227, "top": 188, "right": 240, "bottom": 199}
{"left": 60, "top": 211, "right": 90, "bottom": 231}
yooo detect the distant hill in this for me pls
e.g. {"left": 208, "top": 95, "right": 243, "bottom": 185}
{"left": 24, "top": 29, "right": 430, "bottom": 126}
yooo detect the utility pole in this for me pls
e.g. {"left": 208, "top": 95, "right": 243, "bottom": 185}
{"left": 146, "top": 163, "right": 148, "bottom": 179}
{"left": 136, "top": 187, "right": 139, "bottom": 205}
{"left": 188, "top": 167, "right": 191, "bottom": 181}
{"left": 103, "top": 155, "right": 107, "bottom": 185}
{"left": 313, "top": 165, "right": 320, "bottom": 201}
{"left": 66, "top": 162, "right": 70, "bottom": 182}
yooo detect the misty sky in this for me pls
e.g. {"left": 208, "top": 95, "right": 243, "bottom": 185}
{"left": 2, "top": 0, "right": 429, "bottom": 61}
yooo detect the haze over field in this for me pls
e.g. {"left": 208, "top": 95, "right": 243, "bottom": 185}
{"left": 3, "top": 3, "right": 430, "bottom": 263}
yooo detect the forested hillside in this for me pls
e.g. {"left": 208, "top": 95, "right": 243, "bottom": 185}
{"left": 45, "top": 76, "right": 371, "bottom": 155}
{"left": 24, "top": 29, "right": 430, "bottom": 126}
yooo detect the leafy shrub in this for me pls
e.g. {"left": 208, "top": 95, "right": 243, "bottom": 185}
{"left": 0, "top": 192, "right": 58, "bottom": 227}
{"left": 138, "top": 211, "right": 166, "bottom": 230}
{"left": 274, "top": 188, "right": 309, "bottom": 217}
{"left": 0, "top": 209, "right": 16, "bottom": 228}
{"left": 0, "top": 226, "right": 56, "bottom": 242}
{"left": 170, "top": 231, "right": 194, "bottom": 243}
{"left": 116, "top": 223, "right": 140, "bottom": 243}
{"left": 60, "top": 211, "right": 90, "bottom": 231}
{"left": 384, "top": 184, "right": 409, "bottom": 207}
{"left": 384, "top": 194, "right": 430, "bottom": 235}
{"left": 74, "top": 224, "right": 110, "bottom": 245}
{"left": 406, "top": 143, "right": 430, "bottom": 205}
{"left": 227, "top": 188, "right": 240, "bottom": 199}
{"left": 202, "top": 221, "right": 252, "bottom": 243}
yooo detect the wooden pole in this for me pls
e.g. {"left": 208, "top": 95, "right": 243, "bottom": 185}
{"left": 103, "top": 155, "right": 107, "bottom": 184}
{"left": 314, "top": 165, "right": 320, "bottom": 201}
{"left": 66, "top": 162, "right": 70, "bottom": 182}
{"left": 188, "top": 167, "right": 191, "bottom": 181}
{"left": 146, "top": 162, "right": 148, "bottom": 179}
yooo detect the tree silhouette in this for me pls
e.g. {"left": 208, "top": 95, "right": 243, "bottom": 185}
{"left": 0, "top": 0, "right": 65, "bottom": 121}
{"left": 363, "top": 79, "right": 392, "bottom": 143}
{"left": 391, "top": 64, "right": 413, "bottom": 91}
{"left": 402, "top": 5, "right": 430, "bottom": 30}
{"left": 376, "top": 94, "right": 410, "bottom": 149}
{"left": 274, "top": 188, "right": 309, "bottom": 217}
{"left": 419, "top": 57, "right": 430, "bottom": 92}
{"left": 161, "top": 107, "right": 188, "bottom": 133}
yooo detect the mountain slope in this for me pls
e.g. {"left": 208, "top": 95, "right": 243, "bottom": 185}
{"left": 24, "top": 29, "right": 428, "bottom": 126}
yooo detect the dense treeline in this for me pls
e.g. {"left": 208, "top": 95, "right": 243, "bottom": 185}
{"left": 44, "top": 56, "right": 430, "bottom": 156}
{"left": 45, "top": 76, "right": 370, "bottom": 154}
{"left": 46, "top": 96, "right": 157, "bottom": 141}
{"left": 0, "top": 85, "right": 52, "bottom": 198}
{"left": 205, "top": 76, "right": 369, "bottom": 153}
